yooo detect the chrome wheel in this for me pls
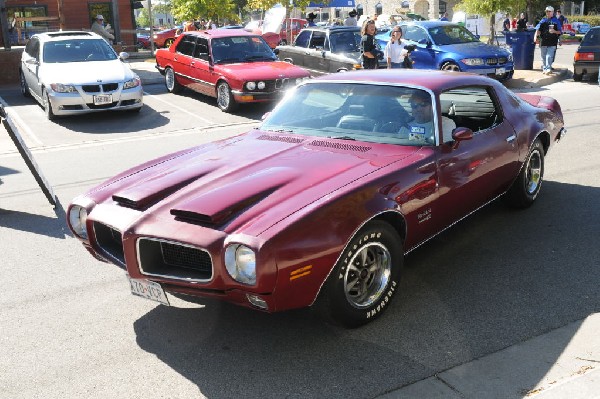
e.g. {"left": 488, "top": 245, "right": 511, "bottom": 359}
{"left": 525, "top": 147, "right": 542, "bottom": 195}
{"left": 343, "top": 242, "right": 392, "bottom": 308}
{"left": 43, "top": 89, "right": 55, "bottom": 121}
{"left": 19, "top": 71, "right": 31, "bottom": 97}
{"left": 216, "top": 82, "right": 237, "bottom": 112}
{"left": 164, "top": 67, "right": 182, "bottom": 93}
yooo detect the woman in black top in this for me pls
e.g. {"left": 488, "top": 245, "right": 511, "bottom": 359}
{"left": 517, "top": 13, "right": 528, "bottom": 31}
{"left": 361, "top": 19, "right": 379, "bottom": 69}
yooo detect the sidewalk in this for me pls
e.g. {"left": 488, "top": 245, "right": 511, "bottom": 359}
{"left": 378, "top": 313, "right": 600, "bottom": 399}
{"left": 126, "top": 54, "right": 571, "bottom": 89}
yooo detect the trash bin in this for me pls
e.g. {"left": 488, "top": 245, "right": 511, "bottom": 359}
{"left": 505, "top": 30, "right": 536, "bottom": 70}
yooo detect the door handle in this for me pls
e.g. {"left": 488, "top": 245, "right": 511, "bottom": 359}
{"left": 506, "top": 134, "right": 516, "bottom": 143}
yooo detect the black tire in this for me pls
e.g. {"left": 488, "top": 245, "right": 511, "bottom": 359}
{"left": 216, "top": 81, "right": 238, "bottom": 112}
{"left": 315, "top": 221, "right": 403, "bottom": 328}
{"left": 19, "top": 70, "right": 31, "bottom": 98}
{"left": 441, "top": 61, "right": 461, "bottom": 72}
{"left": 505, "top": 138, "right": 545, "bottom": 208}
{"left": 164, "top": 67, "right": 183, "bottom": 93}
{"left": 42, "top": 89, "right": 56, "bottom": 121}
{"left": 165, "top": 38, "right": 175, "bottom": 48}
{"left": 573, "top": 72, "right": 583, "bottom": 82}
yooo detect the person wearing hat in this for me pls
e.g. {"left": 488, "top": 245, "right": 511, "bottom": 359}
{"left": 344, "top": 10, "right": 358, "bottom": 26}
{"left": 91, "top": 14, "right": 115, "bottom": 43}
{"left": 533, "top": 6, "right": 562, "bottom": 75}
{"left": 306, "top": 12, "right": 317, "bottom": 27}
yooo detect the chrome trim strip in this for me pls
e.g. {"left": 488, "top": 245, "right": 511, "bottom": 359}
{"left": 136, "top": 237, "right": 214, "bottom": 283}
{"left": 173, "top": 71, "right": 215, "bottom": 88}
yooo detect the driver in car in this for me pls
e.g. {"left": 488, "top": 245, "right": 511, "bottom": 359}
{"left": 399, "top": 90, "right": 456, "bottom": 144}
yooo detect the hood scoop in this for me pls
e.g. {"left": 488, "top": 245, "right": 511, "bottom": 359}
{"left": 308, "top": 140, "right": 371, "bottom": 153}
{"left": 112, "top": 163, "right": 221, "bottom": 210}
{"left": 170, "top": 167, "right": 300, "bottom": 226}
{"left": 257, "top": 134, "right": 305, "bottom": 144}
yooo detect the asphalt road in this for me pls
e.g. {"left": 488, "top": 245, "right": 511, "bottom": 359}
{"left": 1, "top": 72, "right": 599, "bottom": 398}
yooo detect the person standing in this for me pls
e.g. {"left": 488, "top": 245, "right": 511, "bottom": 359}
{"left": 534, "top": 6, "right": 562, "bottom": 75}
{"left": 306, "top": 12, "right": 317, "bottom": 27}
{"left": 384, "top": 27, "right": 408, "bottom": 69}
{"left": 516, "top": 12, "right": 528, "bottom": 31}
{"left": 502, "top": 14, "right": 511, "bottom": 33}
{"left": 556, "top": 9, "right": 567, "bottom": 25}
{"left": 360, "top": 19, "right": 379, "bottom": 69}
{"left": 439, "top": 12, "right": 449, "bottom": 21}
{"left": 344, "top": 10, "right": 357, "bottom": 26}
{"left": 91, "top": 15, "right": 114, "bottom": 44}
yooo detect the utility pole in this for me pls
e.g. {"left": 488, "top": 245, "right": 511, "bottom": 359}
{"left": 147, "top": 0, "right": 155, "bottom": 52}
{"left": 57, "top": 0, "right": 65, "bottom": 30}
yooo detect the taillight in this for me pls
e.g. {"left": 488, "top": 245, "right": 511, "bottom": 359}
{"left": 574, "top": 52, "right": 595, "bottom": 61}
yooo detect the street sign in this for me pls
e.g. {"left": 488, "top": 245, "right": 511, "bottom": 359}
{"left": 0, "top": 104, "right": 57, "bottom": 206}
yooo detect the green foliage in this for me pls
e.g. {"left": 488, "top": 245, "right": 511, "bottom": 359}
{"left": 564, "top": 14, "right": 600, "bottom": 26}
{"left": 246, "top": 0, "right": 313, "bottom": 12}
{"left": 171, "top": 0, "right": 238, "bottom": 22}
{"left": 137, "top": 7, "right": 150, "bottom": 27}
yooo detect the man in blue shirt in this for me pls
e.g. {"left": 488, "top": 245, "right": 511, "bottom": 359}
{"left": 439, "top": 12, "right": 449, "bottom": 21}
{"left": 534, "top": 5, "right": 562, "bottom": 75}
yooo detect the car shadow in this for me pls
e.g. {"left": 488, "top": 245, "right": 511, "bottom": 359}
{"left": 132, "top": 180, "right": 600, "bottom": 398}
{"left": 174, "top": 89, "right": 276, "bottom": 121}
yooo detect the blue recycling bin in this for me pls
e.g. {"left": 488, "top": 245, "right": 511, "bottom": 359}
{"left": 505, "top": 30, "right": 536, "bottom": 70}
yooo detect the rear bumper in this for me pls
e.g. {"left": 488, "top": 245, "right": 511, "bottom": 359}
{"left": 573, "top": 62, "right": 599, "bottom": 75}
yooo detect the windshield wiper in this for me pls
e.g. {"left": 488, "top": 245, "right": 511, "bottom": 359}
{"left": 245, "top": 55, "right": 275, "bottom": 61}
{"left": 216, "top": 58, "right": 241, "bottom": 64}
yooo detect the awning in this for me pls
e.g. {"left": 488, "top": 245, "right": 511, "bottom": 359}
{"left": 307, "top": 0, "right": 355, "bottom": 7}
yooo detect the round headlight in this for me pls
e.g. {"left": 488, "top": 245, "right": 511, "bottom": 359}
{"left": 246, "top": 82, "right": 257, "bottom": 90}
{"left": 68, "top": 205, "right": 88, "bottom": 239}
{"left": 225, "top": 244, "right": 256, "bottom": 285}
{"left": 257, "top": 81, "right": 266, "bottom": 90}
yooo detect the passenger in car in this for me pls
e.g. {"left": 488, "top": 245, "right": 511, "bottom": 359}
{"left": 399, "top": 90, "right": 456, "bottom": 144}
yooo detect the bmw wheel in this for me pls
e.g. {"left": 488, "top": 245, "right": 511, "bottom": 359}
{"left": 505, "top": 138, "right": 545, "bottom": 208}
{"left": 42, "top": 89, "right": 56, "bottom": 121}
{"left": 441, "top": 61, "right": 461, "bottom": 72}
{"left": 216, "top": 81, "right": 238, "bottom": 112}
{"left": 316, "top": 221, "right": 403, "bottom": 328}
{"left": 19, "top": 70, "right": 31, "bottom": 98}
{"left": 164, "top": 67, "right": 183, "bottom": 93}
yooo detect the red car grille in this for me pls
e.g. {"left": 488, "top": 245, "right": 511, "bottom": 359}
{"left": 138, "top": 238, "right": 213, "bottom": 281}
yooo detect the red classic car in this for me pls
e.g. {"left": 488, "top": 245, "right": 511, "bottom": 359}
{"left": 153, "top": 27, "right": 181, "bottom": 48}
{"left": 154, "top": 30, "right": 310, "bottom": 112}
{"left": 67, "top": 70, "right": 566, "bottom": 327}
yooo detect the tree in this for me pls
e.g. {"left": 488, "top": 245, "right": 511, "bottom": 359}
{"left": 458, "top": 0, "right": 520, "bottom": 44}
{"left": 171, "top": 0, "right": 238, "bottom": 24}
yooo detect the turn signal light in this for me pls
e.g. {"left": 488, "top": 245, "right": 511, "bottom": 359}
{"left": 574, "top": 52, "right": 595, "bottom": 61}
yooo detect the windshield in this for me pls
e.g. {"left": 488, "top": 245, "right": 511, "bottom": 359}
{"left": 582, "top": 29, "right": 600, "bottom": 45}
{"left": 428, "top": 25, "right": 480, "bottom": 45}
{"left": 261, "top": 82, "right": 436, "bottom": 146}
{"left": 43, "top": 39, "right": 118, "bottom": 63}
{"left": 329, "top": 31, "right": 362, "bottom": 53}
{"left": 211, "top": 36, "right": 277, "bottom": 64}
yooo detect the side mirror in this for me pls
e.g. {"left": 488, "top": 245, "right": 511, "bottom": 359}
{"left": 273, "top": 48, "right": 280, "bottom": 55}
{"left": 119, "top": 51, "right": 130, "bottom": 60}
{"left": 261, "top": 111, "right": 271, "bottom": 121}
{"left": 25, "top": 58, "right": 40, "bottom": 66}
{"left": 448, "top": 127, "right": 474, "bottom": 149}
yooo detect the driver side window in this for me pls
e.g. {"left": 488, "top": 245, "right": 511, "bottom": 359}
{"left": 404, "top": 26, "right": 428, "bottom": 43}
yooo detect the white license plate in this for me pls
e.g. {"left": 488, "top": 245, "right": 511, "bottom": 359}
{"left": 93, "top": 94, "right": 112, "bottom": 105}
{"left": 129, "top": 278, "right": 170, "bottom": 305}
{"left": 496, "top": 67, "right": 506, "bottom": 75}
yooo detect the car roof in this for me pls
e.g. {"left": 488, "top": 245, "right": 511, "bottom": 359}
{"left": 311, "top": 69, "right": 501, "bottom": 93}
{"left": 181, "top": 29, "right": 261, "bottom": 39}
{"left": 400, "top": 21, "right": 461, "bottom": 28}
{"left": 301, "top": 26, "right": 361, "bottom": 33}
{"left": 32, "top": 31, "right": 101, "bottom": 42}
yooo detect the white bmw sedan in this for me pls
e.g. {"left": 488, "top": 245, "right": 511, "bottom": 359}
{"left": 20, "top": 31, "right": 143, "bottom": 120}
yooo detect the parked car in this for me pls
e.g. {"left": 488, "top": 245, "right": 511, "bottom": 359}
{"left": 153, "top": 27, "right": 181, "bottom": 48}
{"left": 276, "top": 26, "right": 385, "bottom": 76}
{"left": 136, "top": 33, "right": 150, "bottom": 49}
{"left": 375, "top": 21, "right": 514, "bottom": 80}
{"left": 245, "top": 18, "right": 308, "bottom": 46}
{"left": 573, "top": 26, "right": 600, "bottom": 82}
{"left": 67, "top": 70, "right": 565, "bottom": 327}
{"left": 155, "top": 30, "right": 310, "bottom": 112}
{"left": 19, "top": 31, "right": 143, "bottom": 120}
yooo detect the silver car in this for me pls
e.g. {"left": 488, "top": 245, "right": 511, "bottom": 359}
{"left": 20, "top": 31, "right": 143, "bottom": 120}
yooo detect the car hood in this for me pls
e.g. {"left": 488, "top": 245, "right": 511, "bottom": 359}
{"left": 218, "top": 61, "right": 309, "bottom": 78}
{"left": 41, "top": 60, "right": 135, "bottom": 84}
{"left": 436, "top": 41, "right": 510, "bottom": 58}
{"left": 94, "top": 130, "right": 422, "bottom": 236}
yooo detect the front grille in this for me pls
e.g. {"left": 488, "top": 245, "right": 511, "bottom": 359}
{"left": 263, "top": 79, "right": 295, "bottom": 92}
{"left": 61, "top": 105, "right": 83, "bottom": 110}
{"left": 138, "top": 238, "right": 213, "bottom": 281}
{"left": 93, "top": 222, "right": 125, "bottom": 267}
{"left": 486, "top": 57, "right": 508, "bottom": 66}
{"left": 120, "top": 99, "right": 137, "bottom": 106}
{"left": 82, "top": 83, "right": 119, "bottom": 93}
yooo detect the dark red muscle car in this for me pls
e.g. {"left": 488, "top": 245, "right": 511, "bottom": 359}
{"left": 67, "top": 70, "right": 566, "bottom": 327}
{"left": 155, "top": 30, "right": 310, "bottom": 112}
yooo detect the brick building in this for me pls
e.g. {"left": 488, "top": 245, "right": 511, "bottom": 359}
{"left": 0, "top": 0, "right": 138, "bottom": 49}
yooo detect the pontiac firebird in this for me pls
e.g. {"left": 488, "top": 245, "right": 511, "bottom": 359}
{"left": 67, "top": 70, "right": 565, "bottom": 327}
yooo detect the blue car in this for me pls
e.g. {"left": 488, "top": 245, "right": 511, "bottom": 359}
{"left": 376, "top": 21, "right": 514, "bottom": 80}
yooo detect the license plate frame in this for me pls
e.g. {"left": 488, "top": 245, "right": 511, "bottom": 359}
{"left": 129, "top": 278, "right": 170, "bottom": 306}
{"left": 93, "top": 94, "right": 112, "bottom": 105}
{"left": 495, "top": 67, "right": 506, "bottom": 76}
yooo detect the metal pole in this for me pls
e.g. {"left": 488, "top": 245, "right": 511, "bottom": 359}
{"left": 147, "top": 0, "right": 155, "bottom": 53}
{"left": 111, "top": 0, "right": 121, "bottom": 43}
{"left": 57, "top": 0, "right": 65, "bottom": 30}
